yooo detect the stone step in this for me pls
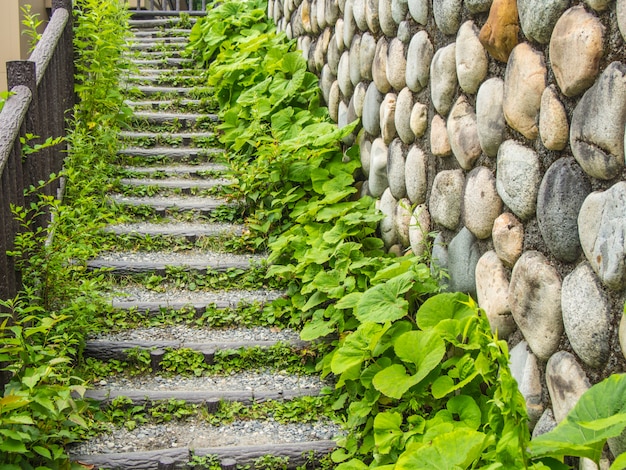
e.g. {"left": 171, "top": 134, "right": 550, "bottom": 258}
{"left": 122, "top": 162, "right": 227, "bottom": 176}
{"left": 131, "top": 111, "right": 217, "bottom": 125}
{"left": 129, "top": 18, "right": 196, "bottom": 28}
{"left": 83, "top": 338, "right": 306, "bottom": 362}
{"left": 117, "top": 177, "right": 230, "bottom": 192}
{"left": 126, "top": 84, "right": 198, "bottom": 96}
{"left": 108, "top": 287, "right": 281, "bottom": 314}
{"left": 129, "top": 42, "right": 185, "bottom": 51}
{"left": 131, "top": 36, "right": 188, "bottom": 44}
{"left": 117, "top": 146, "right": 223, "bottom": 162}
{"left": 132, "top": 29, "right": 192, "bottom": 38}
{"left": 130, "top": 57, "right": 194, "bottom": 68}
{"left": 107, "top": 194, "right": 233, "bottom": 216}
{"left": 125, "top": 50, "right": 184, "bottom": 59}
{"left": 118, "top": 130, "right": 215, "bottom": 143}
{"left": 71, "top": 440, "right": 335, "bottom": 469}
{"left": 86, "top": 250, "right": 263, "bottom": 275}
{"left": 124, "top": 98, "right": 206, "bottom": 111}
{"left": 125, "top": 74, "right": 203, "bottom": 84}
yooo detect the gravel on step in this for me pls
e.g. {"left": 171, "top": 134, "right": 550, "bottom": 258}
{"left": 110, "top": 287, "right": 283, "bottom": 307}
{"left": 103, "top": 220, "right": 242, "bottom": 237}
{"left": 92, "top": 250, "right": 265, "bottom": 266}
{"left": 90, "top": 325, "right": 300, "bottom": 343}
{"left": 107, "top": 194, "right": 230, "bottom": 211}
{"left": 68, "top": 419, "right": 341, "bottom": 455}
{"left": 93, "top": 370, "right": 327, "bottom": 393}
{"left": 118, "top": 177, "right": 231, "bottom": 189}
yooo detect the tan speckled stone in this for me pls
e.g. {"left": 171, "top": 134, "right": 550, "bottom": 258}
{"left": 550, "top": 6, "right": 605, "bottom": 97}
{"left": 447, "top": 95, "right": 482, "bottom": 170}
{"left": 409, "top": 204, "right": 431, "bottom": 257}
{"left": 492, "top": 213, "right": 523, "bottom": 267}
{"left": 387, "top": 38, "right": 407, "bottom": 90}
{"left": 539, "top": 85, "right": 569, "bottom": 151}
{"left": 410, "top": 101, "right": 428, "bottom": 138}
{"left": 430, "top": 115, "right": 452, "bottom": 157}
{"left": 503, "top": 42, "right": 547, "bottom": 140}
{"left": 456, "top": 20, "right": 488, "bottom": 94}
{"left": 373, "top": 37, "right": 392, "bottom": 93}
{"left": 476, "top": 250, "right": 516, "bottom": 339}
{"left": 479, "top": 0, "right": 520, "bottom": 63}
{"left": 381, "top": 93, "right": 398, "bottom": 144}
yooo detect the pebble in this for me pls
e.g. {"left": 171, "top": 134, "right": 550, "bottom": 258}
{"left": 395, "top": 198, "right": 413, "bottom": 247}
{"left": 410, "top": 101, "right": 428, "bottom": 138}
{"left": 476, "top": 77, "right": 505, "bottom": 157}
{"left": 405, "top": 145, "right": 428, "bottom": 204}
{"left": 578, "top": 181, "right": 626, "bottom": 291}
{"left": 584, "top": 0, "right": 612, "bottom": 11}
{"left": 397, "top": 21, "right": 411, "bottom": 43}
{"left": 536, "top": 157, "right": 591, "bottom": 262}
{"left": 379, "top": 0, "right": 396, "bottom": 36}
{"left": 465, "top": 0, "right": 492, "bottom": 13}
{"left": 475, "top": 250, "right": 516, "bottom": 339}
{"left": 387, "top": 138, "right": 407, "bottom": 199}
{"left": 546, "top": 351, "right": 590, "bottom": 423}
{"left": 320, "top": 65, "right": 335, "bottom": 106}
{"left": 406, "top": 31, "right": 433, "bottom": 92}
{"left": 447, "top": 95, "right": 482, "bottom": 170}
{"left": 463, "top": 166, "right": 502, "bottom": 239}
{"left": 492, "top": 213, "right": 524, "bottom": 267}
{"left": 447, "top": 227, "right": 480, "bottom": 298}
{"left": 352, "top": 81, "right": 367, "bottom": 117}
{"left": 338, "top": 101, "right": 354, "bottom": 145}
{"left": 363, "top": 81, "right": 384, "bottom": 136}
{"left": 509, "top": 251, "right": 563, "bottom": 361}
{"left": 373, "top": 37, "right": 392, "bottom": 93}
{"left": 353, "top": 0, "right": 367, "bottom": 31}
{"left": 509, "top": 341, "right": 543, "bottom": 428}
{"left": 335, "top": 19, "right": 345, "bottom": 51}
{"left": 365, "top": 0, "right": 381, "bottom": 34}
{"left": 503, "top": 42, "right": 547, "bottom": 140}
{"left": 430, "top": 43, "right": 458, "bottom": 116}
{"left": 349, "top": 35, "right": 362, "bottom": 86}
{"left": 379, "top": 188, "right": 398, "bottom": 247}
{"left": 359, "top": 32, "right": 376, "bottom": 80}
{"left": 407, "top": 0, "right": 428, "bottom": 24}
{"left": 550, "top": 6, "right": 605, "bottom": 97}
{"left": 561, "top": 262, "right": 611, "bottom": 369}
{"left": 478, "top": 0, "right": 519, "bottom": 63}
{"left": 532, "top": 409, "right": 557, "bottom": 439}
{"left": 496, "top": 140, "right": 541, "bottom": 221}
{"left": 619, "top": 0, "right": 626, "bottom": 41}
{"left": 395, "top": 87, "right": 415, "bottom": 144}
{"left": 392, "top": 0, "right": 408, "bottom": 25}
{"left": 369, "top": 137, "right": 390, "bottom": 197}
{"left": 386, "top": 38, "right": 407, "bottom": 90}
{"left": 432, "top": 0, "right": 462, "bottom": 35}
{"left": 429, "top": 170, "right": 463, "bottom": 230}
{"left": 455, "top": 21, "right": 488, "bottom": 94}
{"left": 380, "top": 93, "right": 397, "bottom": 143}
{"left": 539, "top": 85, "right": 569, "bottom": 151}
{"left": 431, "top": 232, "right": 449, "bottom": 282}
{"left": 337, "top": 51, "right": 353, "bottom": 97}
{"left": 343, "top": 0, "right": 357, "bottom": 47}
{"left": 430, "top": 114, "right": 452, "bottom": 157}
{"left": 358, "top": 131, "right": 372, "bottom": 176}
{"left": 409, "top": 204, "right": 431, "bottom": 257}
{"left": 570, "top": 61, "right": 626, "bottom": 180}
{"left": 517, "top": 0, "right": 568, "bottom": 44}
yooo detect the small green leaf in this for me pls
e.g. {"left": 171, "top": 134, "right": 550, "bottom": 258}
{"left": 355, "top": 272, "right": 414, "bottom": 323}
{"left": 374, "top": 411, "right": 404, "bottom": 454}
{"left": 417, "top": 292, "right": 474, "bottom": 330}
{"left": 372, "top": 364, "right": 419, "bottom": 399}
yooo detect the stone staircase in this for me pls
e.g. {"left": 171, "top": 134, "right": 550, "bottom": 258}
{"left": 70, "top": 17, "right": 337, "bottom": 470}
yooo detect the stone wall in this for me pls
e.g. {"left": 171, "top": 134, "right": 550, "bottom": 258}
{"left": 270, "top": 0, "right": 626, "bottom": 453}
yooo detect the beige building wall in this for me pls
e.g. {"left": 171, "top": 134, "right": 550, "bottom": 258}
{"left": 0, "top": 0, "right": 49, "bottom": 92}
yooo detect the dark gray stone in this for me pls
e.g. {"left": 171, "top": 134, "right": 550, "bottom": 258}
{"left": 447, "top": 227, "right": 480, "bottom": 298}
{"left": 570, "top": 62, "right": 626, "bottom": 180}
{"left": 363, "top": 82, "right": 384, "bottom": 136}
{"left": 536, "top": 158, "right": 591, "bottom": 262}
{"left": 465, "top": 0, "right": 492, "bottom": 12}
{"left": 432, "top": 0, "right": 462, "bottom": 35}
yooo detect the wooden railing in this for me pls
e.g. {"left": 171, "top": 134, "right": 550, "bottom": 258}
{"left": 126, "top": 0, "right": 209, "bottom": 15}
{"left": 0, "top": 0, "right": 74, "bottom": 302}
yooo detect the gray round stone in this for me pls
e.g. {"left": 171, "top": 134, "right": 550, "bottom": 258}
{"left": 536, "top": 157, "right": 591, "bottom": 262}
{"left": 430, "top": 43, "right": 458, "bottom": 116}
{"left": 431, "top": 232, "right": 449, "bottom": 285}
{"left": 379, "top": 188, "right": 398, "bottom": 248}
{"left": 358, "top": 131, "right": 372, "bottom": 176}
{"left": 320, "top": 65, "right": 336, "bottom": 105}
{"left": 405, "top": 145, "right": 428, "bottom": 204}
{"left": 379, "top": 0, "right": 397, "bottom": 36}
{"left": 386, "top": 38, "right": 407, "bottom": 90}
{"left": 365, "top": 0, "right": 381, "bottom": 33}
{"left": 387, "top": 138, "right": 407, "bottom": 199}
{"left": 349, "top": 35, "right": 362, "bottom": 86}
{"left": 409, "top": 204, "right": 431, "bottom": 257}
{"left": 561, "top": 262, "right": 611, "bottom": 369}
{"left": 532, "top": 409, "right": 557, "bottom": 439}
{"left": 619, "top": 0, "right": 626, "bottom": 42}
{"left": 570, "top": 61, "right": 626, "bottom": 180}
{"left": 362, "top": 82, "right": 384, "bottom": 136}
{"left": 463, "top": 166, "right": 502, "bottom": 239}
{"left": 337, "top": 51, "right": 353, "bottom": 97}
{"left": 359, "top": 32, "right": 376, "bottom": 80}
{"left": 476, "top": 77, "right": 505, "bottom": 157}
{"left": 432, "top": 0, "right": 462, "bottom": 35}
{"left": 539, "top": 85, "right": 569, "bottom": 151}
{"left": 343, "top": 0, "right": 357, "bottom": 47}
{"left": 410, "top": 101, "right": 428, "bottom": 138}
{"left": 395, "top": 87, "right": 415, "bottom": 144}
{"left": 406, "top": 30, "right": 433, "bottom": 92}
{"left": 392, "top": 0, "right": 409, "bottom": 24}
{"left": 369, "top": 137, "right": 390, "bottom": 197}
{"left": 353, "top": 0, "right": 368, "bottom": 30}
{"left": 327, "top": 34, "right": 341, "bottom": 75}
{"left": 447, "top": 95, "right": 482, "bottom": 170}
{"left": 496, "top": 140, "right": 541, "bottom": 221}
{"left": 373, "top": 37, "right": 392, "bottom": 93}
{"left": 447, "top": 227, "right": 480, "bottom": 298}
{"left": 397, "top": 21, "right": 411, "bottom": 43}
{"left": 407, "top": 0, "right": 428, "bottom": 24}
{"left": 429, "top": 169, "right": 464, "bottom": 230}
{"left": 395, "top": 198, "right": 413, "bottom": 247}
{"left": 353, "top": 82, "right": 368, "bottom": 117}
{"left": 517, "top": 0, "right": 569, "bottom": 44}
{"left": 455, "top": 21, "right": 488, "bottom": 94}
{"left": 578, "top": 181, "right": 626, "bottom": 291}
{"left": 509, "top": 251, "right": 563, "bottom": 362}
{"left": 465, "top": 0, "right": 492, "bottom": 12}
{"left": 492, "top": 212, "right": 524, "bottom": 267}
{"left": 328, "top": 81, "right": 341, "bottom": 123}
{"left": 546, "top": 351, "right": 590, "bottom": 423}
{"left": 475, "top": 250, "right": 516, "bottom": 339}
{"left": 509, "top": 341, "right": 543, "bottom": 428}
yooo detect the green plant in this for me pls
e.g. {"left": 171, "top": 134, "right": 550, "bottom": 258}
{"left": 20, "top": 4, "right": 43, "bottom": 52}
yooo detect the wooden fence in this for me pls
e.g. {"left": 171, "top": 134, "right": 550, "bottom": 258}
{"left": 0, "top": 0, "right": 74, "bottom": 303}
